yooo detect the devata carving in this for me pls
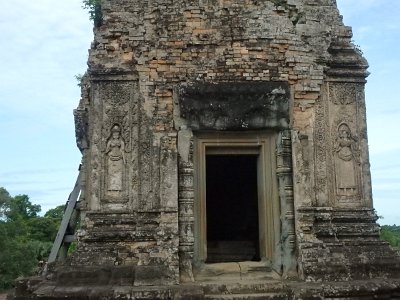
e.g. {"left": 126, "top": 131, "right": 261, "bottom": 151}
{"left": 105, "top": 124, "right": 126, "bottom": 195}
{"left": 334, "top": 123, "right": 359, "bottom": 201}
{"left": 103, "top": 106, "right": 131, "bottom": 153}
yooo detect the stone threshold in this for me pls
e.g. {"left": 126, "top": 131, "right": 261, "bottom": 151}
{"left": 193, "top": 261, "right": 279, "bottom": 282}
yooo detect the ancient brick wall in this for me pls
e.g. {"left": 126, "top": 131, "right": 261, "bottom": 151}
{"left": 70, "top": 0, "right": 399, "bottom": 284}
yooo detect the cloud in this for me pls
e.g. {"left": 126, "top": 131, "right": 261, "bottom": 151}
{"left": 0, "top": 1, "right": 88, "bottom": 215}
{"left": 1, "top": 165, "right": 80, "bottom": 215}
{"left": 375, "top": 197, "right": 400, "bottom": 225}
{"left": 0, "top": 0, "right": 92, "bottom": 131}
{"left": 0, "top": 167, "right": 76, "bottom": 178}
{"left": 337, "top": 0, "right": 384, "bottom": 16}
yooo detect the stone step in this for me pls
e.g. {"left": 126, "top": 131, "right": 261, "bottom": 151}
{"left": 194, "top": 262, "right": 275, "bottom": 282}
{"left": 205, "top": 292, "right": 288, "bottom": 300}
{"left": 200, "top": 280, "right": 286, "bottom": 295}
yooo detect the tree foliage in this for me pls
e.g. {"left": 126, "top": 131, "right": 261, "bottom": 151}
{"left": 82, "top": 0, "right": 102, "bottom": 27}
{"left": 4, "top": 195, "right": 40, "bottom": 222}
{"left": 0, "top": 188, "right": 64, "bottom": 291}
{"left": 381, "top": 225, "right": 400, "bottom": 250}
{"left": 44, "top": 205, "right": 65, "bottom": 222}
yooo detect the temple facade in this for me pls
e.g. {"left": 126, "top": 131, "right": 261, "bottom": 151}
{"left": 12, "top": 0, "right": 400, "bottom": 299}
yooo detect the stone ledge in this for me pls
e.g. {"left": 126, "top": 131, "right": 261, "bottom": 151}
{"left": 9, "top": 277, "right": 400, "bottom": 300}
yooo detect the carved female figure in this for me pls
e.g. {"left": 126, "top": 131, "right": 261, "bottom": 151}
{"left": 334, "top": 123, "right": 359, "bottom": 198}
{"left": 106, "top": 124, "right": 125, "bottom": 192}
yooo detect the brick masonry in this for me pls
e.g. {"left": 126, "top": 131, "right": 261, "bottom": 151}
{"left": 9, "top": 0, "right": 400, "bottom": 299}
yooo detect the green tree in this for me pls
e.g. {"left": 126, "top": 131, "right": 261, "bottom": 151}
{"left": 0, "top": 228, "right": 38, "bottom": 290}
{"left": 44, "top": 204, "right": 65, "bottom": 221}
{"left": 82, "top": 0, "right": 102, "bottom": 27}
{"left": 0, "top": 187, "right": 12, "bottom": 219}
{"left": 0, "top": 188, "right": 62, "bottom": 290}
{"left": 3, "top": 194, "right": 41, "bottom": 222}
{"left": 381, "top": 225, "right": 400, "bottom": 250}
{"left": 27, "top": 218, "right": 58, "bottom": 242}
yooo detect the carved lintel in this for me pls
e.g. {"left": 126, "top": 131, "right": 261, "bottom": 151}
{"left": 178, "top": 81, "right": 290, "bottom": 130}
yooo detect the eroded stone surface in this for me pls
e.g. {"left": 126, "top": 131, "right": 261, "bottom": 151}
{"left": 10, "top": 0, "right": 400, "bottom": 299}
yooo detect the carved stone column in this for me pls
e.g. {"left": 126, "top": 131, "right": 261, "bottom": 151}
{"left": 276, "top": 130, "right": 297, "bottom": 277}
{"left": 178, "top": 159, "right": 195, "bottom": 282}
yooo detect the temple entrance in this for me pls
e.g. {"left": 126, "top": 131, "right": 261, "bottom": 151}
{"left": 194, "top": 132, "right": 279, "bottom": 267}
{"left": 206, "top": 155, "right": 260, "bottom": 262}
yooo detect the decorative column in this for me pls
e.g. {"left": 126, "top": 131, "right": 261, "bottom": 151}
{"left": 276, "top": 129, "right": 297, "bottom": 277}
{"left": 178, "top": 159, "right": 195, "bottom": 282}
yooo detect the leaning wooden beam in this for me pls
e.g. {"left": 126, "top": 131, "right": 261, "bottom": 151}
{"left": 47, "top": 169, "right": 81, "bottom": 264}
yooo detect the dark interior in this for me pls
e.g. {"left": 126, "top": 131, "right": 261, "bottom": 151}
{"left": 206, "top": 154, "right": 260, "bottom": 262}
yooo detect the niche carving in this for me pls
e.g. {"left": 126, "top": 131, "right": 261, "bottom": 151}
{"left": 104, "top": 123, "right": 127, "bottom": 201}
{"left": 333, "top": 122, "right": 360, "bottom": 203}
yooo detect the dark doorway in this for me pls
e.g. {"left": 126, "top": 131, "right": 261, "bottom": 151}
{"left": 206, "top": 154, "right": 260, "bottom": 263}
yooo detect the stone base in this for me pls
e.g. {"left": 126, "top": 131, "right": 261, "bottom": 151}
{"left": 10, "top": 279, "right": 204, "bottom": 300}
{"left": 9, "top": 277, "right": 400, "bottom": 299}
{"left": 297, "top": 207, "right": 400, "bottom": 281}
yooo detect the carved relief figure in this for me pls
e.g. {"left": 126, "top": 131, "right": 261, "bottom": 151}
{"left": 334, "top": 123, "right": 359, "bottom": 198}
{"left": 106, "top": 124, "right": 126, "bottom": 192}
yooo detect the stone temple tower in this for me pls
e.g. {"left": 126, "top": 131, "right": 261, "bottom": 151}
{"left": 12, "top": 0, "right": 400, "bottom": 298}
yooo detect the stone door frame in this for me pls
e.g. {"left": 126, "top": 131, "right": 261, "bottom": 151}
{"left": 177, "top": 129, "right": 297, "bottom": 281}
{"left": 193, "top": 131, "right": 279, "bottom": 264}
{"left": 175, "top": 82, "right": 297, "bottom": 281}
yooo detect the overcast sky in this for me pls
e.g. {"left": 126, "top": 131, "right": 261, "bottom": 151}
{"left": 0, "top": 0, "right": 398, "bottom": 225}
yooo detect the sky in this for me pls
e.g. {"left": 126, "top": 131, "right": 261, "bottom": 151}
{"left": 0, "top": 1, "right": 399, "bottom": 225}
